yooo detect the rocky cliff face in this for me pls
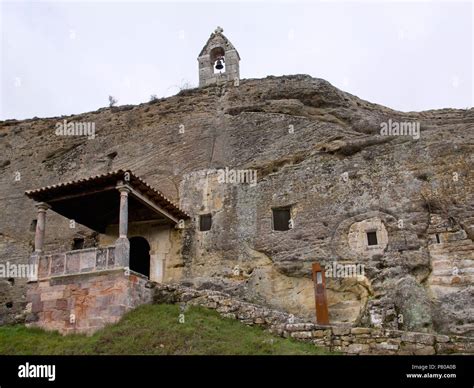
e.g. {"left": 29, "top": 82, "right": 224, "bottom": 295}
{"left": 1, "top": 75, "right": 473, "bottom": 335}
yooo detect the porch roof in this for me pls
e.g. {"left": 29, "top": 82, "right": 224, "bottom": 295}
{"left": 25, "top": 169, "right": 190, "bottom": 233}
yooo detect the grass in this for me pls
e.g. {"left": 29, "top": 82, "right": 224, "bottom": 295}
{"left": 0, "top": 304, "right": 332, "bottom": 355}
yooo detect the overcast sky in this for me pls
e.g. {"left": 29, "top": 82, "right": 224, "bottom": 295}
{"left": 1, "top": 0, "right": 472, "bottom": 120}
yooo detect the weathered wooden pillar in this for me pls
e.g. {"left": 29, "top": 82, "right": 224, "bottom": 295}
{"left": 115, "top": 183, "right": 130, "bottom": 268}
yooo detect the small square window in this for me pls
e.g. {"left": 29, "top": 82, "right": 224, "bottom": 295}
{"left": 72, "top": 238, "right": 85, "bottom": 250}
{"left": 199, "top": 214, "right": 212, "bottom": 232}
{"left": 367, "top": 231, "right": 378, "bottom": 246}
{"left": 272, "top": 207, "right": 292, "bottom": 231}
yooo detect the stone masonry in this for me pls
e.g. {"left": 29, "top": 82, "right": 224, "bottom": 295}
{"left": 26, "top": 270, "right": 153, "bottom": 335}
{"left": 153, "top": 283, "right": 474, "bottom": 355}
{"left": 198, "top": 27, "right": 240, "bottom": 87}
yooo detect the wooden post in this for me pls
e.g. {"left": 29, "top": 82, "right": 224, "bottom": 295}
{"left": 312, "top": 262, "right": 329, "bottom": 325}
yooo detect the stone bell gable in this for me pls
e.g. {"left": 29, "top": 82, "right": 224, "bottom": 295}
{"left": 198, "top": 26, "right": 240, "bottom": 87}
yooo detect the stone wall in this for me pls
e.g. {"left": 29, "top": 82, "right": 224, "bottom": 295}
{"left": 427, "top": 214, "right": 474, "bottom": 336}
{"left": 100, "top": 221, "right": 182, "bottom": 284}
{"left": 153, "top": 283, "right": 474, "bottom": 355}
{"left": 26, "top": 269, "right": 153, "bottom": 335}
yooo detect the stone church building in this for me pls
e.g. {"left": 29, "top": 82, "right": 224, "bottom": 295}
{"left": 0, "top": 27, "right": 473, "bottom": 337}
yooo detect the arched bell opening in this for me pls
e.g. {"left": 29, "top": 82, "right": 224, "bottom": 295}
{"left": 210, "top": 46, "right": 226, "bottom": 74}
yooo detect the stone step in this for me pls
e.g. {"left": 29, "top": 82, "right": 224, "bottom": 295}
{"left": 430, "top": 241, "right": 474, "bottom": 252}
{"left": 429, "top": 275, "right": 474, "bottom": 285}
{"left": 432, "top": 268, "right": 474, "bottom": 276}
{"left": 430, "top": 245, "right": 474, "bottom": 255}
{"left": 432, "top": 259, "right": 474, "bottom": 269}
{"left": 430, "top": 250, "right": 474, "bottom": 260}
{"left": 430, "top": 285, "right": 465, "bottom": 298}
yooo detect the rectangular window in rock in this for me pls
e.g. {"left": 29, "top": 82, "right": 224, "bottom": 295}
{"left": 366, "top": 231, "right": 378, "bottom": 246}
{"left": 272, "top": 207, "right": 292, "bottom": 231}
{"left": 72, "top": 238, "right": 85, "bottom": 250}
{"left": 199, "top": 214, "right": 212, "bottom": 232}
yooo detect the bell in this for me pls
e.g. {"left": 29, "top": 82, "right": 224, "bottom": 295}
{"left": 215, "top": 59, "right": 224, "bottom": 70}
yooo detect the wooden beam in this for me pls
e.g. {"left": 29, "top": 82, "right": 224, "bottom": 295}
{"left": 46, "top": 185, "right": 116, "bottom": 203}
{"left": 126, "top": 186, "right": 180, "bottom": 224}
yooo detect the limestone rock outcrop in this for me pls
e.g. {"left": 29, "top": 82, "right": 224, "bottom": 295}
{"left": 0, "top": 75, "right": 473, "bottom": 336}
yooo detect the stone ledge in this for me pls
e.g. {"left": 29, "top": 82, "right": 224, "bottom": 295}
{"left": 39, "top": 267, "right": 127, "bottom": 284}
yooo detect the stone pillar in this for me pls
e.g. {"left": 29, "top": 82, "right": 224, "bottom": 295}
{"left": 118, "top": 186, "right": 130, "bottom": 238}
{"left": 34, "top": 202, "right": 50, "bottom": 253}
{"left": 115, "top": 184, "right": 130, "bottom": 268}
{"left": 29, "top": 202, "right": 50, "bottom": 281}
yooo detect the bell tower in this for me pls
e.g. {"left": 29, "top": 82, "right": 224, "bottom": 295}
{"left": 198, "top": 27, "right": 240, "bottom": 87}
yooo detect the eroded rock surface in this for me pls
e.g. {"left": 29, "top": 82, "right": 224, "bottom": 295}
{"left": 0, "top": 75, "right": 473, "bottom": 335}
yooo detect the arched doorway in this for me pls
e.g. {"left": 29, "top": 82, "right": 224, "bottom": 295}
{"left": 129, "top": 236, "right": 150, "bottom": 278}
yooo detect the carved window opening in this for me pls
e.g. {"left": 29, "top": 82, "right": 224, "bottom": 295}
{"left": 272, "top": 207, "right": 292, "bottom": 231}
{"left": 199, "top": 214, "right": 212, "bottom": 232}
{"left": 72, "top": 238, "right": 84, "bottom": 250}
{"left": 366, "top": 231, "right": 378, "bottom": 246}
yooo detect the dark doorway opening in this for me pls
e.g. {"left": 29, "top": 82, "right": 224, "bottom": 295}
{"left": 129, "top": 236, "right": 151, "bottom": 278}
